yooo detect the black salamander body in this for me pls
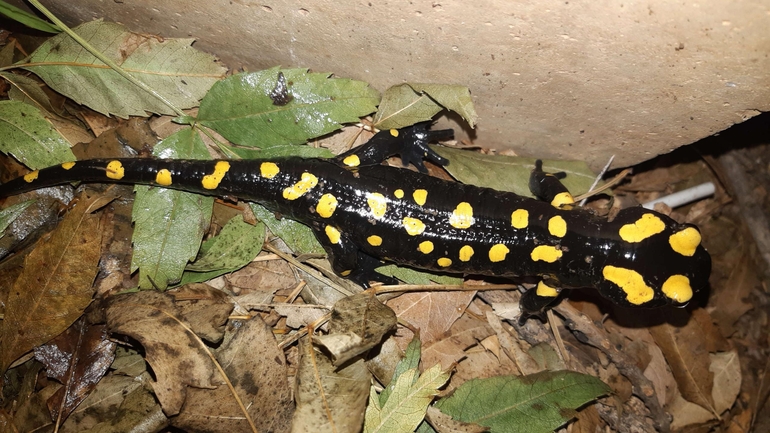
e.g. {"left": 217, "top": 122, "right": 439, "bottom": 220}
{"left": 0, "top": 126, "right": 711, "bottom": 314}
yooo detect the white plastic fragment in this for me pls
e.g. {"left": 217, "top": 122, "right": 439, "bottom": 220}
{"left": 642, "top": 182, "right": 715, "bottom": 209}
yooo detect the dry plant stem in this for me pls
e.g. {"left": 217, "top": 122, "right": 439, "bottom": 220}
{"left": 719, "top": 149, "right": 770, "bottom": 278}
{"left": 579, "top": 155, "right": 614, "bottom": 207}
{"left": 263, "top": 243, "right": 355, "bottom": 296}
{"left": 553, "top": 302, "right": 670, "bottom": 433}
{"left": 573, "top": 168, "right": 632, "bottom": 203}
{"left": 374, "top": 283, "right": 518, "bottom": 294}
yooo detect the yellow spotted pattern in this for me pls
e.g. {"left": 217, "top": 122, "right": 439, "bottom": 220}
{"left": 413, "top": 189, "right": 428, "bottom": 206}
{"left": 201, "top": 161, "right": 230, "bottom": 190}
{"left": 282, "top": 172, "right": 318, "bottom": 200}
{"left": 551, "top": 192, "right": 575, "bottom": 208}
{"left": 449, "top": 202, "right": 474, "bottom": 229}
{"left": 511, "top": 209, "right": 529, "bottom": 229}
{"left": 390, "top": 129, "right": 399, "bottom": 137}
{"left": 403, "top": 217, "right": 426, "bottom": 236}
{"left": 394, "top": 189, "right": 404, "bottom": 199}
{"left": 661, "top": 275, "right": 693, "bottom": 302}
{"left": 669, "top": 227, "right": 701, "bottom": 257}
{"left": 489, "top": 244, "right": 510, "bottom": 262}
{"left": 23, "top": 170, "right": 39, "bottom": 183}
{"left": 316, "top": 193, "right": 338, "bottom": 218}
{"left": 367, "top": 235, "right": 383, "bottom": 246}
{"left": 155, "top": 169, "right": 172, "bottom": 186}
{"left": 340, "top": 270, "right": 352, "bottom": 276}
{"left": 367, "top": 192, "right": 387, "bottom": 219}
{"left": 619, "top": 213, "right": 666, "bottom": 243}
{"left": 536, "top": 281, "right": 559, "bottom": 298}
{"left": 548, "top": 215, "right": 567, "bottom": 238}
{"left": 418, "top": 240, "right": 434, "bottom": 254}
{"left": 602, "top": 265, "right": 654, "bottom": 305}
{"left": 343, "top": 154, "right": 360, "bottom": 167}
{"left": 106, "top": 160, "right": 125, "bottom": 180}
{"left": 437, "top": 257, "right": 452, "bottom": 267}
{"left": 61, "top": 162, "right": 76, "bottom": 170}
{"left": 530, "top": 245, "right": 562, "bottom": 263}
{"left": 325, "top": 225, "right": 341, "bottom": 244}
{"left": 459, "top": 245, "right": 474, "bottom": 262}
{"left": 260, "top": 162, "right": 280, "bottom": 179}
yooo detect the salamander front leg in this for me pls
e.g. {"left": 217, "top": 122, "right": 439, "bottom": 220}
{"left": 312, "top": 224, "right": 397, "bottom": 288}
{"left": 528, "top": 160, "right": 575, "bottom": 209}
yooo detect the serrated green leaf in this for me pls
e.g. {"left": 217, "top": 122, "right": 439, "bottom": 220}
{"left": 226, "top": 142, "right": 333, "bottom": 160}
{"left": 373, "top": 83, "right": 477, "bottom": 129}
{"left": 0, "top": 200, "right": 34, "bottom": 234}
{"left": 185, "top": 215, "right": 265, "bottom": 272}
{"left": 22, "top": 20, "right": 226, "bottom": 118}
{"left": 435, "top": 370, "right": 611, "bottom": 433}
{"left": 0, "top": 1, "right": 60, "bottom": 33}
{"left": 376, "top": 263, "right": 463, "bottom": 286}
{"left": 0, "top": 100, "right": 74, "bottom": 169}
{"left": 197, "top": 67, "right": 380, "bottom": 149}
{"left": 379, "top": 336, "right": 422, "bottom": 406}
{"left": 433, "top": 146, "right": 599, "bottom": 197}
{"left": 364, "top": 365, "right": 449, "bottom": 433}
{"left": 2, "top": 72, "right": 61, "bottom": 117}
{"left": 408, "top": 83, "right": 477, "bottom": 127}
{"left": 131, "top": 129, "right": 213, "bottom": 289}
{"left": 249, "top": 203, "right": 324, "bottom": 255}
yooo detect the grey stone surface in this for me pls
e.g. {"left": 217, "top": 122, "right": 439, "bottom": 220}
{"left": 31, "top": 0, "right": 770, "bottom": 168}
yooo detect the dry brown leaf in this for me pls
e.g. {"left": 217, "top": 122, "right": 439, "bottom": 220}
{"left": 105, "top": 291, "right": 218, "bottom": 416}
{"left": 422, "top": 314, "right": 493, "bottom": 370}
{"left": 174, "top": 316, "right": 294, "bottom": 433}
{"left": 649, "top": 310, "right": 716, "bottom": 416}
{"left": 33, "top": 318, "right": 116, "bottom": 425}
{"left": 292, "top": 339, "right": 370, "bottom": 433}
{"left": 669, "top": 393, "right": 717, "bottom": 430}
{"left": 1, "top": 193, "right": 112, "bottom": 373}
{"left": 710, "top": 351, "right": 741, "bottom": 415}
{"left": 314, "top": 292, "right": 397, "bottom": 365}
{"left": 387, "top": 291, "right": 475, "bottom": 344}
{"left": 170, "top": 283, "right": 233, "bottom": 343}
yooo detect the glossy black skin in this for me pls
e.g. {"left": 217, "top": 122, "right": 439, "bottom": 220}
{"left": 0, "top": 126, "right": 711, "bottom": 314}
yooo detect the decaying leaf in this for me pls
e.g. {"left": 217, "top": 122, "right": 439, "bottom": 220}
{"left": 373, "top": 83, "right": 477, "bottom": 130}
{"left": 292, "top": 339, "right": 370, "bottom": 433}
{"left": 314, "top": 292, "right": 397, "bottom": 365}
{"left": 174, "top": 316, "right": 294, "bottom": 433}
{"left": 1, "top": 193, "right": 111, "bottom": 374}
{"left": 170, "top": 283, "right": 233, "bottom": 343}
{"left": 33, "top": 319, "right": 116, "bottom": 425}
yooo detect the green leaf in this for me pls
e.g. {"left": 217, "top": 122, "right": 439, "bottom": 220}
{"left": 22, "top": 20, "right": 226, "bottom": 118}
{"left": 373, "top": 83, "right": 477, "bottom": 129}
{"left": 0, "top": 200, "right": 34, "bottom": 234}
{"left": 131, "top": 129, "right": 213, "bottom": 289}
{"left": 0, "top": 42, "right": 15, "bottom": 67}
{"left": 183, "top": 215, "right": 265, "bottom": 273}
{"left": 435, "top": 370, "right": 611, "bottom": 433}
{"left": 379, "top": 336, "right": 422, "bottom": 406}
{"left": 433, "top": 146, "right": 599, "bottom": 197}
{"left": 197, "top": 67, "right": 380, "bottom": 149}
{"left": 376, "top": 264, "right": 463, "bottom": 286}
{"left": 249, "top": 203, "right": 325, "bottom": 256}
{"left": 0, "top": 100, "right": 75, "bottom": 169}
{"left": 0, "top": 1, "right": 60, "bottom": 33}
{"left": 364, "top": 365, "right": 450, "bottom": 433}
{"left": 2, "top": 72, "right": 61, "bottom": 117}
{"left": 226, "top": 141, "right": 333, "bottom": 160}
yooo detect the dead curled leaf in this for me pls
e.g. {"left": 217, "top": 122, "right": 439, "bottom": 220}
{"left": 1, "top": 193, "right": 113, "bottom": 374}
{"left": 105, "top": 290, "right": 233, "bottom": 416}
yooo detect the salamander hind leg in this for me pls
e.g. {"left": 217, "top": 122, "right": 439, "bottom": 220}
{"left": 519, "top": 281, "right": 562, "bottom": 321}
{"left": 312, "top": 224, "right": 397, "bottom": 288}
{"left": 528, "top": 160, "right": 575, "bottom": 209}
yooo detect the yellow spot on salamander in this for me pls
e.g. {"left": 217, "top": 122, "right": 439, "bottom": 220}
{"left": 418, "top": 240, "right": 434, "bottom": 254}
{"left": 155, "top": 169, "right": 172, "bottom": 186}
{"left": 551, "top": 192, "right": 575, "bottom": 209}
{"left": 342, "top": 154, "right": 360, "bottom": 167}
{"left": 260, "top": 162, "right": 280, "bottom": 179}
{"left": 201, "top": 161, "right": 230, "bottom": 190}
{"left": 669, "top": 227, "right": 702, "bottom": 257}
{"left": 530, "top": 245, "right": 562, "bottom": 263}
{"left": 619, "top": 213, "right": 666, "bottom": 243}
{"left": 403, "top": 217, "right": 426, "bottom": 236}
{"left": 511, "top": 209, "right": 529, "bottom": 229}
{"left": 325, "top": 225, "right": 341, "bottom": 244}
{"left": 23, "top": 170, "right": 39, "bottom": 183}
{"left": 536, "top": 281, "right": 559, "bottom": 298}
{"left": 340, "top": 270, "right": 352, "bottom": 276}
{"left": 459, "top": 245, "right": 474, "bottom": 262}
{"left": 61, "top": 162, "right": 75, "bottom": 170}
{"left": 449, "top": 202, "right": 474, "bottom": 229}
{"left": 489, "top": 244, "right": 510, "bottom": 262}
{"left": 413, "top": 189, "right": 428, "bottom": 206}
{"left": 367, "top": 192, "right": 387, "bottom": 219}
{"left": 390, "top": 129, "right": 399, "bottom": 137}
{"left": 394, "top": 189, "right": 404, "bottom": 199}
{"left": 282, "top": 172, "right": 318, "bottom": 200}
{"left": 602, "top": 266, "right": 654, "bottom": 305}
{"left": 106, "top": 160, "right": 125, "bottom": 180}
{"left": 316, "top": 194, "right": 338, "bottom": 218}
{"left": 548, "top": 215, "right": 567, "bottom": 238}
{"left": 662, "top": 274, "right": 693, "bottom": 303}
{"left": 437, "top": 257, "right": 452, "bottom": 267}
{"left": 367, "top": 235, "right": 383, "bottom": 246}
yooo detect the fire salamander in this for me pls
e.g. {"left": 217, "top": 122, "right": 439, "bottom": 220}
{"left": 0, "top": 124, "right": 711, "bottom": 315}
